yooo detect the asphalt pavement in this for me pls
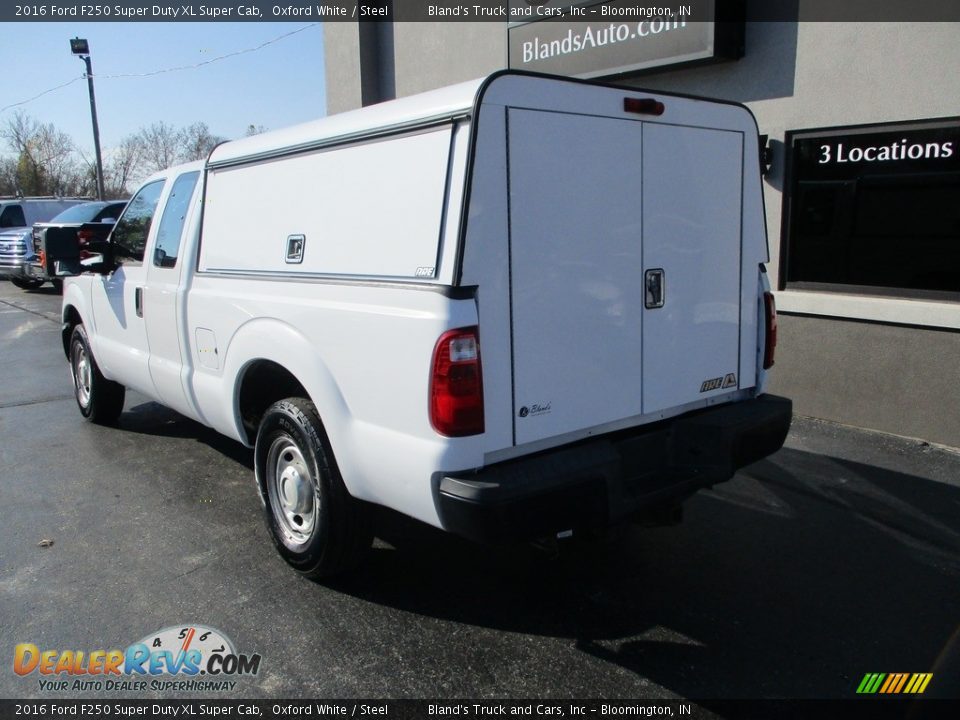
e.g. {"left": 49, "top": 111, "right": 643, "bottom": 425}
{"left": 1, "top": 278, "right": 958, "bottom": 702}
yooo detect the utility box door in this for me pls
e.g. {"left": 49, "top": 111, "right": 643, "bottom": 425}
{"left": 508, "top": 109, "right": 646, "bottom": 446}
{"left": 641, "top": 123, "right": 744, "bottom": 414}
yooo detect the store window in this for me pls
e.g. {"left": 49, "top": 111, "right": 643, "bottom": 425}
{"left": 781, "top": 118, "right": 960, "bottom": 302}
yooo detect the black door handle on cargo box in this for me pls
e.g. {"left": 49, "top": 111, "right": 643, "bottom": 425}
{"left": 645, "top": 268, "right": 665, "bottom": 309}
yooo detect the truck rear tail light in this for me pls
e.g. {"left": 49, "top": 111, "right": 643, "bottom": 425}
{"left": 430, "top": 327, "right": 484, "bottom": 437}
{"left": 763, "top": 292, "right": 777, "bottom": 370}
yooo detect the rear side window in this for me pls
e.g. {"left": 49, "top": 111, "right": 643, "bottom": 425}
{"left": 96, "top": 202, "right": 127, "bottom": 222}
{"left": 49, "top": 203, "right": 106, "bottom": 224}
{"left": 0, "top": 205, "right": 26, "bottom": 228}
{"left": 153, "top": 171, "right": 200, "bottom": 269}
{"left": 111, "top": 180, "right": 165, "bottom": 265}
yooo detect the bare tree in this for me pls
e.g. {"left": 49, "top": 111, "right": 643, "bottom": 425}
{"left": 102, "top": 134, "right": 143, "bottom": 198}
{"left": 0, "top": 156, "right": 18, "bottom": 195}
{"left": 179, "top": 122, "right": 226, "bottom": 162}
{"left": 0, "top": 112, "right": 241, "bottom": 199}
{"left": 137, "top": 121, "right": 181, "bottom": 176}
{"left": 1, "top": 111, "right": 83, "bottom": 196}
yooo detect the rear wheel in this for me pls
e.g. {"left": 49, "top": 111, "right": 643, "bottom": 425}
{"left": 255, "top": 398, "right": 372, "bottom": 578}
{"left": 10, "top": 277, "right": 43, "bottom": 290}
{"left": 69, "top": 324, "right": 125, "bottom": 424}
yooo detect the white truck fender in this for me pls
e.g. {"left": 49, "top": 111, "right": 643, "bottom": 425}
{"left": 217, "top": 318, "right": 361, "bottom": 492}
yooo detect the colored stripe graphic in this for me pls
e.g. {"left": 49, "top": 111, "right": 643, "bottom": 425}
{"left": 904, "top": 674, "right": 919, "bottom": 693}
{"left": 892, "top": 674, "right": 909, "bottom": 693}
{"left": 879, "top": 674, "right": 895, "bottom": 693}
{"left": 857, "top": 673, "right": 932, "bottom": 694}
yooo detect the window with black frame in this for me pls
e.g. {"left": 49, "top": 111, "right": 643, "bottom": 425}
{"left": 111, "top": 179, "right": 165, "bottom": 265}
{"left": 153, "top": 171, "right": 200, "bottom": 269}
{"left": 781, "top": 118, "right": 960, "bottom": 302}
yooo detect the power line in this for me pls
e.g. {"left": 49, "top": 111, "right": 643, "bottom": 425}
{"left": 99, "top": 23, "right": 319, "bottom": 79}
{"left": 0, "top": 23, "right": 320, "bottom": 115}
{"left": 0, "top": 77, "right": 85, "bottom": 114}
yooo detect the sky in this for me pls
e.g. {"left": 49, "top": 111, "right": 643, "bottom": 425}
{"left": 0, "top": 22, "right": 326, "bottom": 158}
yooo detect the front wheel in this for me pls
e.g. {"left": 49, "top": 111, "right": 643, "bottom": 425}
{"left": 70, "top": 324, "right": 125, "bottom": 424}
{"left": 255, "top": 398, "right": 372, "bottom": 578}
{"left": 10, "top": 276, "right": 43, "bottom": 290}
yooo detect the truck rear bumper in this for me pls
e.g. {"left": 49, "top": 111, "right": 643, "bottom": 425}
{"left": 436, "top": 394, "right": 792, "bottom": 544}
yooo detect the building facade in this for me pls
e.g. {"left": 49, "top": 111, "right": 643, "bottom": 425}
{"left": 324, "top": 15, "right": 960, "bottom": 447}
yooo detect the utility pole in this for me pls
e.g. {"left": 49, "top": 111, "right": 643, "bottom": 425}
{"left": 70, "top": 38, "right": 105, "bottom": 200}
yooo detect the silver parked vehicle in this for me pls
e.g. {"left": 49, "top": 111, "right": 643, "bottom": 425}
{"left": 0, "top": 197, "right": 91, "bottom": 289}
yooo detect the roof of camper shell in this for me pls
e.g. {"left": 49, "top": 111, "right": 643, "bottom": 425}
{"left": 208, "top": 77, "right": 487, "bottom": 167}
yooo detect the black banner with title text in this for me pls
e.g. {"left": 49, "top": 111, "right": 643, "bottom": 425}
{"left": 2, "top": 699, "right": 960, "bottom": 719}
{"left": 4, "top": 0, "right": 960, "bottom": 23}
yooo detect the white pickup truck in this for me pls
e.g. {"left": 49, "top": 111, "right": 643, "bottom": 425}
{"left": 57, "top": 72, "right": 791, "bottom": 577}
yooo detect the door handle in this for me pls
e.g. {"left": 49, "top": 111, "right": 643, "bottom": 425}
{"left": 645, "top": 268, "right": 665, "bottom": 309}
{"left": 135, "top": 287, "right": 143, "bottom": 318}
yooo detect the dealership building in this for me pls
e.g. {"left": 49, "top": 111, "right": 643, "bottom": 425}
{"left": 323, "top": 6, "right": 960, "bottom": 447}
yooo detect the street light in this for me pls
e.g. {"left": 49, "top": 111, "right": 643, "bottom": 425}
{"left": 70, "top": 37, "right": 105, "bottom": 200}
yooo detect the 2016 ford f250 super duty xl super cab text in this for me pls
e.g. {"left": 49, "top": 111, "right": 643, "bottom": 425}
{"left": 54, "top": 72, "right": 792, "bottom": 577}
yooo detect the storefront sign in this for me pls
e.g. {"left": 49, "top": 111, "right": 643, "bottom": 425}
{"left": 782, "top": 118, "right": 960, "bottom": 300}
{"left": 792, "top": 124, "right": 960, "bottom": 178}
{"left": 507, "top": 0, "right": 744, "bottom": 79}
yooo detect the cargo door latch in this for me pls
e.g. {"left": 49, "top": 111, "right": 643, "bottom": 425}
{"left": 285, "top": 234, "right": 305, "bottom": 264}
{"left": 645, "top": 268, "right": 665, "bottom": 309}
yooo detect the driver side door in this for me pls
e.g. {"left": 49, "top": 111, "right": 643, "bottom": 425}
{"left": 88, "top": 178, "right": 166, "bottom": 398}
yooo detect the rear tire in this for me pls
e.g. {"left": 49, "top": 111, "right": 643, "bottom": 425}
{"left": 11, "top": 277, "right": 43, "bottom": 290}
{"left": 255, "top": 398, "right": 372, "bottom": 578}
{"left": 69, "top": 324, "right": 125, "bottom": 424}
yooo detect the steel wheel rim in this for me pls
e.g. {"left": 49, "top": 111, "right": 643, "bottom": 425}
{"left": 73, "top": 344, "right": 92, "bottom": 408}
{"left": 266, "top": 436, "right": 317, "bottom": 546}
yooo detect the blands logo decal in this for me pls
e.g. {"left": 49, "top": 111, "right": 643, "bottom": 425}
{"left": 700, "top": 373, "right": 737, "bottom": 393}
{"left": 518, "top": 402, "right": 552, "bottom": 418}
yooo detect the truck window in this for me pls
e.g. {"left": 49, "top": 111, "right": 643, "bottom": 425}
{"left": 96, "top": 202, "right": 127, "bottom": 222}
{"left": 111, "top": 180, "right": 165, "bottom": 265}
{"left": 153, "top": 171, "right": 200, "bottom": 269}
{"left": 49, "top": 203, "right": 106, "bottom": 224}
{"left": 0, "top": 205, "right": 25, "bottom": 228}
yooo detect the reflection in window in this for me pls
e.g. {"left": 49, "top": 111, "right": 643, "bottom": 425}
{"left": 95, "top": 202, "right": 128, "bottom": 223}
{"left": 111, "top": 180, "right": 165, "bottom": 264}
{"left": 153, "top": 171, "right": 200, "bottom": 269}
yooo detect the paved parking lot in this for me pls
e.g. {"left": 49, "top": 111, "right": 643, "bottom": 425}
{"left": 1, "top": 278, "right": 958, "bottom": 701}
